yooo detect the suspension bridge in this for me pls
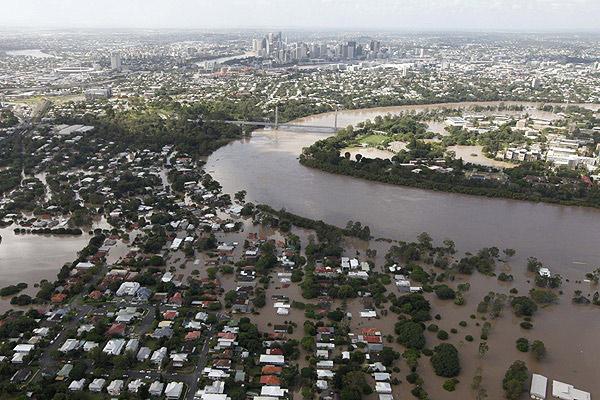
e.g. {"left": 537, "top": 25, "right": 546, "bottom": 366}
{"left": 208, "top": 107, "right": 341, "bottom": 133}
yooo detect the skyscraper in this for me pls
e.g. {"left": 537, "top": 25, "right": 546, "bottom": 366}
{"left": 369, "top": 40, "right": 381, "bottom": 53}
{"left": 110, "top": 53, "right": 122, "bottom": 71}
{"left": 347, "top": 41, "right": 356, "bottom": 60}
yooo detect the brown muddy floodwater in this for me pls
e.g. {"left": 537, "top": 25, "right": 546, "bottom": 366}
{"left": 206, "top": 101, "right": 600, "bottom": 277}
{"left": 0, "top": 218, "right": 115, "bottom": 312}
{"left": 0, "top": 227, "right": 91, "bottom": 311}
{"left": 205, "top": 101, "right": 600, "bottom": 398}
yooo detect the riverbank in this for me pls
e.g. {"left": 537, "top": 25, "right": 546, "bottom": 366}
{"left": 299, "top": 156, "right": 600, "bottom": 209}
{"left": 298, "top": 104, "right": 600, "bottom": 209}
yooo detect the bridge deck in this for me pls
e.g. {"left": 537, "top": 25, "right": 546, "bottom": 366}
{"left": 208, "top": 119, "right": 340, "bottom": 132}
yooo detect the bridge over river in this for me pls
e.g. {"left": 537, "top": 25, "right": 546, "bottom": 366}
{"left": 208, "top": 106, "right": 341, "bottom": 133}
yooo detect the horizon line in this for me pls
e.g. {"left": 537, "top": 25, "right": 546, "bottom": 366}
{"left": 2, "top": 25, "right": 600, "bottom": 35}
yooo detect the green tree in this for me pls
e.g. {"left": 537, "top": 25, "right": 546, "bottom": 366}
{"left": 430, "top": 343, "right": 461, "bottom": 378}
{"left": 531, "top": 340, "right": 546, "bottom": 361}
{"left": 502, "top": 360, "right": 529, "bottom": 400}
{"left": 478, "top": 342, "right": 489, "bottom": 358}
{"left": 511, "top": 296, "right": 538, "bottom": 317}
{"left": 395, "top": 320, "right": 426, "bottom": 350}
{"left": 516, "top": 338, "right": 529, "bottom": 352}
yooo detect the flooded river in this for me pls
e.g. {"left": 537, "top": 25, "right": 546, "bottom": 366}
{"left": 206, "top": 101, "right": 600, "bottom": 278}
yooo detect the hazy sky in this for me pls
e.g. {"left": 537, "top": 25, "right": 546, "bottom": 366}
{"left": 3, "top": 0, "right": 600, "bottom": 31}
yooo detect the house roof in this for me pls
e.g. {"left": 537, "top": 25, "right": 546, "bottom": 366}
{"left": 361, "top": 328, "right": 381, "bottom": 335}
{"left": 163, "top": 310, "right": 179, "bottom": 320}
{"left": 169, "top": 292, "right": 183, "bottom": 304}
{"left": 185, "top": 331, "right": 202, "bottom": 341}
{"left": 364, "top": 335, "right": 383, "bottom": 344}
{"left": 260, "top": 375, "right": 282, "bottom": 386}
{"left": 261, "top": 365, "right": 283, "bottom": 375}
{"left": 51, "top": 293, "right": 67, "bottom": 303}
{"left": 106, "top": 323, "right": 126, "bottom": 336}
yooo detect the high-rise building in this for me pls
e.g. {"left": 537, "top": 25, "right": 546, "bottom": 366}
{"left": 295, "top": 43, "right": 308, "bottom": 60}
{"left": 347, "top": 41, "right": 356, "bottom": 60}
{"left": 320, "top": 44, "right": 328, "bottom": 59}
{"left": 369, "top": 40, "right": 381, "bottom": 53}
{"left": 110, "top": 53, "right": 122, "bottom": 71}
{"left": 310, "top": 43, "right": 320, "bottom": 59}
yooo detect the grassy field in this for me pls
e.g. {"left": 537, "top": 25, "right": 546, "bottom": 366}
{"left": 358, "top": 134, "right": 390, "bottom": 146}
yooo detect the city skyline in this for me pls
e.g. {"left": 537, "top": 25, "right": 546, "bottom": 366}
{"left": 2, "top": 0, "right": 600, "bottom": 32}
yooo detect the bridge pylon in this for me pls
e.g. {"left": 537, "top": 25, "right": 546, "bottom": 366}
{"left": 334, "top": 109, "right": 338, "bottom": 131}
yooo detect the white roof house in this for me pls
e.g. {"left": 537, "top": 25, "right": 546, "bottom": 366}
{"left": 202, "top": 380, "right": 225, "bottom": 394}
{"left": 538, "top": 268, "right": 551, "bottom": 278}
{"left": 316, "top": 360, "right": 334, "bottom": 369}
{"left": 89, "top": 378, "right": 106, "bottom": 392}
{"left": 33, "top": 327, "right": 50, "bottom": 337}
{"left": 126, "top": 338, "right": 140, "bottom": 353}
{"left": 552, "top": 380, "right": 591, "bottom": 400}
{"left": 195, "top": 394, "right": 231, "bottom": 400}
{"left": 260, "top": 386, "right": 288, "bottom": 397}
{"left": 83, "top": 341, "right": 99, "bottom": 352}
{"left": 376, "top": 382, "right": 393, "bottom": 394}
{"left": 165, "top": 382, "right": 185, "bottom": 399}
{"left": 115, "top": 281, "right": 140, "bottom": 296}
{"left": 170, "top": 353, "right": 189, "bottom": 367}
{"left": 360, "top": 310, "right": 377, "bottom": 318}
{"left": 75, "top": 261, "right": 95, "bottom": 270}
{"left": 162, "top": 272, "right": 174, "bottom": 283}
{"left": 195, "top": 312, "right": 209, "bottom": 321}
{"left": 149, "top": 381, "right": 165, "bottom": 396}
{"left": 59, "top": 339, "right": 81, "bottom": 353}
{"left": 530, "top": 374, "right": 547, "bottom": 400}
{"left": 170, "top": 238, "right": 183, "bottom": 250}
{"left": 69, "top": 379, "right": 86, "bottom": 391}
{"left": 128, "top": 379, "right": 144, "bottom": 393}
{"left": 373, "top": 373, "right": 391, "bottom": 382}
{"left": 103, "top": 339, "right": 126, "bottom": 356}
{"left": 317, "top": 370, "right": 335, "bottom": 379}
{"left": 259, "top": 355, "right": 285, "bottom": 365}
{"left": 316, "top": 349, "right": 329, "bottom": 359}
{"left": 137, "top": 346, "right": 151, "bottom": 361}
{"left": 107, "top": 380, "right": 124, "bottom": 396}
{"left": 151, "top": 347, "right": 168, "bottom": 365}
{"left": 13, "top": 344, "right": 35, "bottom": 353}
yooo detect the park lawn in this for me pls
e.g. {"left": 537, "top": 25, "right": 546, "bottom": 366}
{"left": 358, "top": 134, "right": 390, "bottom": 146}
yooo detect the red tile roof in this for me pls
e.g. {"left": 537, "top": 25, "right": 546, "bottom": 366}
{"left": 51, "top": 293, "right": 67, "bottom": 303}
{"left": 364, "top": 335, "right": 383, "bottom": 344}
{"left": 185, "top": 331, "right": 201, "bottom": 341}
{"left": 260, "top": 375, "right": 281, "bottom": 386}
{"left": 88, "top": 290, "right": 103, "bottom": 300}
{"left": 106, "top": 323, "right": 125, "bottom": 337}
{"left": 169, "top": 292, "right": 183, "bottom": 305}
{"left": 261, "top": 365, "right": 283, "bottom": 375}
{"left": 217, "top": 332, "right": 236, "bottom": 340}
{"left": 163, "top": 310, "right": 179, "bottom": 320}
{"left": 361, "top": 328, "right": 381, "bottom": 336}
